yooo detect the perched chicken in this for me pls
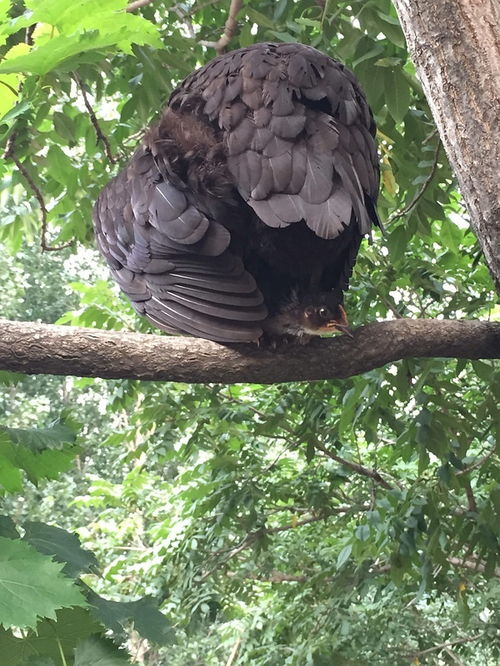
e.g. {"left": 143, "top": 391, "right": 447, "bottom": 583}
{"left": 94, "top": 42, "right": 379, "bottom": 343}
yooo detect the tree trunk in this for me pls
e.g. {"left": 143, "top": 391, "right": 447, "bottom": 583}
{"left": 392, "top": 0, "right": 500, "bottom": 293}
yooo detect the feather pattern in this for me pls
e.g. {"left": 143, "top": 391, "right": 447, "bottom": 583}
{"left": 94, "top": 43, "right": 379, "bottom": 342}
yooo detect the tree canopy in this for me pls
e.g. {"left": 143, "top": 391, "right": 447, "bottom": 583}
{"left": 0, "top": 1, "right": 499, "bottom": 664}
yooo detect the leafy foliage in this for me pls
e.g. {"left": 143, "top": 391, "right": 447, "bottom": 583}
{"left": 0, "top": 0, "right": 499, "bottom": 664}
{"left": 0, "top": 536, "right": 85, "bottom": 629}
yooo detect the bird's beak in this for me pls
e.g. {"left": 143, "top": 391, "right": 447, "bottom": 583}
{"left": 325, "top": 306, "right": 354, "bottom": 338}
{"left": 332, "top": 323, "right": 354, "bottom": 338}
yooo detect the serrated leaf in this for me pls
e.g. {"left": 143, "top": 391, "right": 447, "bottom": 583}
{"left": 0, "top": 538, "right": 86, "bottom": 629}
{"left": 0, "top": 608, "right": 101, "bottom": 665}
{"left": 74, "top": 636, "right": 131, "bottom": 665}
{"left": 0, "top": 12, "right": 160, "bottom": 76}
{"left": 87, "top": 590, "right": 175, "bottom": 645}
{"left": 23, "top": 522, "right": 99, "bottom": 578}
{"left": 5, "top": 418, "right": 77, "bottom": 452}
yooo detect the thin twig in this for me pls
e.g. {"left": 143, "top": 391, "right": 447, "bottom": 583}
{"left": 388, "top": 137, "right": 441, "bottom": 222}
{"left": 313, "top": 441, "right": 393, "bottom": 490}
{"left": 185, "top": 0, "right": 225, "bottom": 16}
{"left": 380, "top": 293, "right": 404, "bottom": 319}
{"left": 225, "top": 637, "right": 242, "bottom": 666}
{"left": 74, "top": 73, "right": 117, "bottom": 164}
{"left": 407, "top": 632, "right": 484, "bottom": 659}
{"left": 3, "top": 133, "right": 72, "bottom": 252}
{"left": 456, "top": 446, "right": 497, "bottom": 476}
{"left": 199, "top": 0, "right": 243, "bottom": 54}
{"left": 126, "top": 0, "right": 156, "bottom": 11}
{"left": 447, "top": 556, "right": 500, "bottom": 578}
{"left": 201, "top": 513, "right": 337, "bottom": 580}
{"left": 462, "top": 479, "right": 477, "bottom": 513}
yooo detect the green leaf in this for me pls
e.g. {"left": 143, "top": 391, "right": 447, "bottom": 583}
{"left": 74, "top": 636, "right": 132, "bottom": 665}
{"left": 386, "top": 224, "right": 407, "bottom": 264}
{"left": 87, "top": 590, "right": 175, "bottom": 645}
{"left": 23, "top": 522, "right": 99, "bottom": 578}
{"left": 0, "top": 9, "right": 160, "bottom": 76}
{"left": 355, "top": 524, "right": 370, "bottom": 542}
{"left": 336, "top": 544, "right": 352, "bottom": 570}
{"left": 0, "top": 608, "right": 101, "bottom": 665}
{"left": 0, "top": 537, "right": 86, "bottom": 630}
{"left": 46, "top": 145, "right": 74, "bottom": 187}
{"left": 5, "top": 418, "right": 77, "bottom": 451}
{"left": 0, "top": 515, "right": 19, "bottom": 539}
{"left": 53, "top": 111, "right": 77, "bottom": 143}
{"left": 245, "top": 8, "right": 276, "bottom": 30}
{"left": 384, "top": 67, "right": 412, "bottom": 123}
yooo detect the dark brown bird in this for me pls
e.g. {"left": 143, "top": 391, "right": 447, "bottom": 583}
{"left": 94, "top": 43, "right": 379, "bottom": 343}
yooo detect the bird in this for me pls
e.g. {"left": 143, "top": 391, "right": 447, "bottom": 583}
{"left": 93, "top": 42, "right": 380, "bottom": 344}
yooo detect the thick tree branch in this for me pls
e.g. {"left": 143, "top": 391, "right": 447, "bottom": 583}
{"left": 0, "top": 318, "right": 498, "bottom": 384}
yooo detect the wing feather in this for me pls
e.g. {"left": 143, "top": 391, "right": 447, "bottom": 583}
{"left": 93, "top": 148, "right": 267, "bottom": 342}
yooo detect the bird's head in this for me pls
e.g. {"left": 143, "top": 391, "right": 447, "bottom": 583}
{"left": 266, "top": 291, "right": 354, "bottom": 338}
{"left": 295, "top": 293, "right": 353, "bottom": 337}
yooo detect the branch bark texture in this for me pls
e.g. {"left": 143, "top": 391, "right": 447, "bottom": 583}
{"left": 0, "top": 318, "right": 498, "bottom": 384}
{"left": 392, "top": 0, "right": 500, "bottom": 293}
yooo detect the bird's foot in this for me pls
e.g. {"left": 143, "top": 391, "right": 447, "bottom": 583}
{"left": 257, "top": 333, "right": 312, "bottom": 351}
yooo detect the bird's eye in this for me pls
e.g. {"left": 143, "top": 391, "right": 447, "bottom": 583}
{"left": 318, "top": 307, "right": 330, "bottom": 320}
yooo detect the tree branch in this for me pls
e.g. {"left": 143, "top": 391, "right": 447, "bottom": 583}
{"left": 126, "top": 0, "right": 156, "bottom": 11}
{"left": 447, "top": 556, "right": 500, "bottom": 578}
{"left": 406, "top": 632, "right": 485, "bottom": 659}
{"left": 3, "top": 134, "right": 73, "bottom": 252}
{"left": 388, "top": 137, "right": 441, "bottom": 223}
{"left": 199, "top": 0, "right": 243, "bottom": 54}
{"left": 0, "top": 318, "right": 498, "bottom": 384}
{"left": 313, "top": 441, "right": 393, "bottom": 489}
{"left": 74, "top": 74, "right": 117, "bottom": 164}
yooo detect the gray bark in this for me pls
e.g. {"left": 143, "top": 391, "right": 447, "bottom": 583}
{"left": 392, "top": 0, "right": 500, "bottom": 293}
{"left": 0, "top": 319, "right": 498, "bottom": 384}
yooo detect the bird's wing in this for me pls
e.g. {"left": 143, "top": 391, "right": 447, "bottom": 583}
{"left": 93, "top": 148, "right": 266, "bottom": 342}
{"left": 172, "top": 43, "right": 380, "bottom": 240}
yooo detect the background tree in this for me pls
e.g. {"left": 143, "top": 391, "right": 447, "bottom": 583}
{"left": 0, "top": 1, "right": 499, "bottom": 665}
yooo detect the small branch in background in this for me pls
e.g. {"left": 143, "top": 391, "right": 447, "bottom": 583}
{"left": 74, "top": 73, "right": 117, "bottom": 164}
{"left": 406, "top": 632, "right": 484, "bottom": 660}
{"left": 3, "top": 133, "right": 73, "bottom": 252}
{"left": 199, "top": 0, "right": 243, "bottom": 54}
{"left": 126, "top": 0, "right": 156, "bottom": 11}
{"left": 456, "top": 445, "right": 497, "bottom": 476}
{"left": 225, "top": 637, "right": 242, "bottom": 666}
{"left": 314, "top": 441, "right": 394, "bottom": 490}
{"left": 389, "top": 137, "right": 441, "bottom": 223}
{"left": 462, "top": 479, "right": 478, "bottom": 513}
{"left": 185, "top": 0, "right": 225, "bottom": 16}
{"left": 25, "top": 23, "right": 35, "bottom": 45}
{"left": 379, "top": 293, "right": 404, "bottom": 319}
{"left": 447, "top": 555, "right": 500, "bottom": 578}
